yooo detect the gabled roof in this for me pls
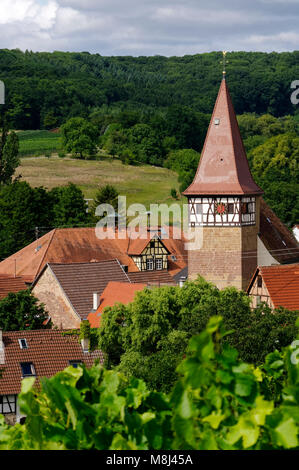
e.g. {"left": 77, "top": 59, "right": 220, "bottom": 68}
{"left": 0, "top": 329, "right": 103, "bottom": 395}
{"left": 183, "top": 78, "right": 263, "bottom": 196}
{"left": 88, "top": 281, "right": 147, "bottom": 328}
{"left": 247, "top": 263, "right": 299, "bottom": 311}
{"left": 259, "top": 199, "right": 299, "bottom": 264}
{"left": 127, "top": 232, "right": 171, "bottom": 256}
{"left": 0, "top": 276, "right": 29, "bottom": 300}
{"left": 34, "top": 260, "right": 131, "bottom": 321}
{"left": 128, "top": 270, "right": 176, "bottom": 286}
{"left": 0, "top": 227, "right": 187, "bottom": 281}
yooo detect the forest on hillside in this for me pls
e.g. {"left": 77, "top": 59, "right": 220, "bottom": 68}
{"left": 0, "top": 49, "right": 298, "bottom": 231}
{"left": 0, "top": 49, "right": 298, "bottom": 129}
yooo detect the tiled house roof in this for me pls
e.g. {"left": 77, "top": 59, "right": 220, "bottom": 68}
{"left": 88, "top": 281, "right": 147, "bottom": 328}
{"left": 0, "top": 276, "right": 29, "bottom": 300}
{"left": 247, "top": 263, "right": 299, "bottom": 311}
{"left": 33, "top": 259, "right": 131, "bottom": 321}
{"left": 0, "top": 329, "right": 104, "bottom": 395}
{"left": 0, "top": 227, "right": 187, "bottom": 281}
{"left": 128, "top": 270, "right": 176, "bottom": 285}
{"left": 259, "top": 199, "right": 299, "bottom": 264}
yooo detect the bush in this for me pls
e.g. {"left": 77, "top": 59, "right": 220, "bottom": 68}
{"left": 1, "top": 317, "right": 299, "bottom": 450}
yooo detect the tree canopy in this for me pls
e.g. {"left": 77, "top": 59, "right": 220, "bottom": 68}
{"left": 98, "top": 277, "right": 299, "bottom": 393}
{"left": 0, "top": 289, "right": 50, "bottom": 331}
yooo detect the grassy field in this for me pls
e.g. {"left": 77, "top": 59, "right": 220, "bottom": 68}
{"left": 17, "top": 130, "right": 62, "bottom": 156}
{"left": 17, "top": 156, "right": 182, "bottom": 210}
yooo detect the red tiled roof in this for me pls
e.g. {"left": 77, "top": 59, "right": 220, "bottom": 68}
{"left": 88, "top": 281, "right": 147, "bottom": 328}
{"left": 36, "top": 260, "right": 131, "bottom": 321}
{"left": 128, "top": 270, "right": 176, "bottom": 286}
{"left": 0, "top": 329, "right": 104, "bottom": 395}
{"left": 0, "top": 276, "right": 29, "bottom": 300}
{"left": 248, "top": 263, "right": 299, "bottom": 311}
{"left": 0, "top": 227, "right": 187, "bottom": 281}
{"left": 183, "top": 78, "right": 263, "bottom": 196}
{"left": 259, "top": 199, "right": 299, "bottom": 264}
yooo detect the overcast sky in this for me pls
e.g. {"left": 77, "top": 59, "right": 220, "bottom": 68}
{"left": 0, "top": 0, "right": 298, "bottom": 56}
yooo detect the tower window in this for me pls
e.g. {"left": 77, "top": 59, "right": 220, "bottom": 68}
{"left": 214, "top": 118, "right": 220, "bottom": 125}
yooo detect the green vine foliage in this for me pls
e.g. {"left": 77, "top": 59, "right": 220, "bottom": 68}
{"left": 0, "top": 317, "right": 299, "bottom": 450}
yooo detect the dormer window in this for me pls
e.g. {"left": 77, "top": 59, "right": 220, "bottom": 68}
{"left": 18, "top": 339, "right": 28, "bottom": 350}
{"left": 20, "top": 362, "right": 35, "bottom": 377}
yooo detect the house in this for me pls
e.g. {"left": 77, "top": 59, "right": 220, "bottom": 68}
{"left": 0, "top": 276, "right": 29, "bottom": 300}
{"left": 31, "top": 258, "right": 177, "bottom": 329}
{"left": 182, "top": 73, "right": 299, "bottom": 290}
{"left": 88, "top": 281, "right": 147, "bottom": 328}
{"left": 31, "top": 259, "right": 131, "bottom": 329}
{"left": 0, "top": 328, "right": 103, "bottom": 425}
{"left": 247, "top": 263, "right": 299, "bottom": 311}
{"left": 0, "top": 226, "right": 187, "bottom": 283}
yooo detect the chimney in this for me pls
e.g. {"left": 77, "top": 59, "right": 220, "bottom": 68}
{"left": 93, "top": 292, "right": 99, "bottom": 311}
{"left": 179, "top": 276, "right": 187, "bottom": 288}
{"left": 0, "top": 330, "right": 5, "bottom": 365}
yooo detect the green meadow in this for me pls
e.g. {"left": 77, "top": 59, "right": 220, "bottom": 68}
{"left": 17, "top": 155, "right": 182, "bottom": 210}
{"left": 17, "top": 130, "right": 62, "bottom": 156}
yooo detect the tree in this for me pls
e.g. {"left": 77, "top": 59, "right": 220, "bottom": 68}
{"left": 249, "top": 133, "right": 299, "bottom": 225}
{"left": 0, "top": 181, "right": 53, "bottom": 260}
{"left": 60, "top": 117, "right": 98, "bottom": 159}
{"left": 0, "top": 116, "right": 20, "bottom": 185}
{"left": 49, "top": 183, "right": 90, "bottom": 227}
{"left": 91, "top": 184, "right": 119, "bottom": 222}
{"left": 232, "top": 303, "right": 299, "bottom": 365}
{"left": 164, "top": 149, "right": 200, "bottom": 193}
{"left": 128, "top": 123, "right": 163, "bottom": 165}
{"left": 0, "top": 289, "right": 50, "bottom": 331}
{"left": 165, "top": 106, "right": 209, "bottom": 152}
{"left": 98, "top": 277, "right": 298, "bottom": 392}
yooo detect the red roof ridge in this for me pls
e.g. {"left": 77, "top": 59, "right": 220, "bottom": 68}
{"left": 35, "top": 228, "right": 56, "bottom": 279}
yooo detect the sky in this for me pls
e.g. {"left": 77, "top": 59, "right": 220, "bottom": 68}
{"left": 0, "top": 0, "right": 298, "bottom": 56}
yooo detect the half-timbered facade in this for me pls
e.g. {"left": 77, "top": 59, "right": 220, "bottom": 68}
{"left": 188, "top": 196, "right": 256, "bottom": 227}
{"left": 247, "top": 264, "right": 299, "bottom": 311}
{"left": 130, "top": 235, "right": 170, "bottom": 271}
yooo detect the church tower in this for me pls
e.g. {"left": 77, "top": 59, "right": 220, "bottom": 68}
{"left": 183, "top": 66, "right": 264, "bottom": 290}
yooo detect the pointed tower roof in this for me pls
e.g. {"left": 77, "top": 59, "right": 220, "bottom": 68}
{"left": 183, "top": 77, "right": 263, "bottom": 196}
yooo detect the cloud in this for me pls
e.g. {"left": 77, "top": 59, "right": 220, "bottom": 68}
{"left": 0, "top": 0, "right": 298, "bottom": 55}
